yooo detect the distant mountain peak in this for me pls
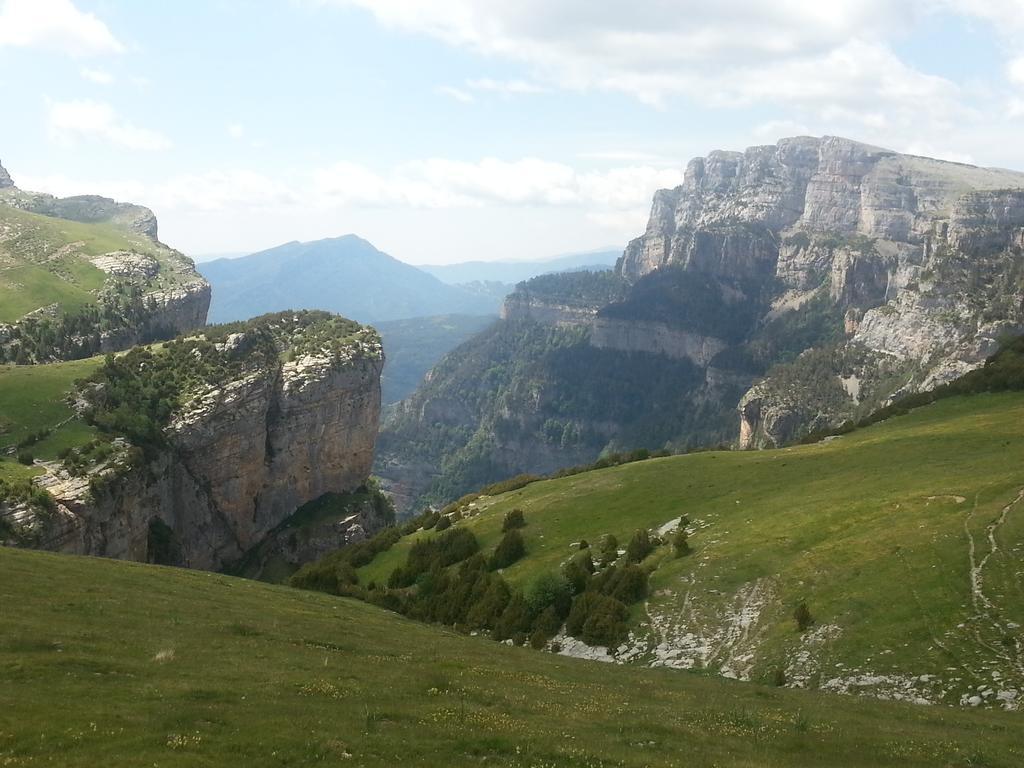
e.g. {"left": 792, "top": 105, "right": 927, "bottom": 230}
{"left": 0, "top": 159, "right": 14, "bottom": 189}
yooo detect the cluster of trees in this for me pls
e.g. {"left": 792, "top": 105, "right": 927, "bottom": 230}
{"left": 291, "top": 512, "right": 683, "bottom": 653}
{"left": 512, "top": 270, "right": 628, "bottom": 308}
{"left": 0, "top": 283, "right": 172, "bottom": 365}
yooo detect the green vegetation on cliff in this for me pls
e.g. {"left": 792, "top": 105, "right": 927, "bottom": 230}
{"left": 3, "top": 546, "right": 1023, "bottom": 766}
{"left": 378, "top": 317, "right": 733, "bottom": 507}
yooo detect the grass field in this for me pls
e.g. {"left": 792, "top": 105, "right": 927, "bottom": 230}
{"left": 357, "top": 392, "right": 1024, "bottom": 706}
{"left": 0, "top": 201, "right": 190, "bottom": 324}
{"left": 0, "top": 358, "right": 103, "bottom": 468}
{"left": 0, "top": 205, "right": 150, "bottom": 323}
{"left": 2, "top": 546, "right": 1023, "bottom": 767}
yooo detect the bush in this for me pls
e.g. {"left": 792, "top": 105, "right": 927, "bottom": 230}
{"left": 578, "top": 595, "right": 630, "bottom": 647}
{"left": 16, "top": 451, "right": 34, "bottom": 466}
{"left": 606, "top": 564, "right": 648, "bottom": 604}
{"left": 794, "top": 601, "right": 814, "bottom": 632}
{"left": 434, "top": 515, "right": 452, "bottom": 531}
{"left": 599, "top": 534, "right": 619, "bottom": 566}
{"left": 672, "top": 528, "right": 690, "bottom": 557}
{"left": 502, "top": 508, "right": 526, "bottom": 531}
{"left": 489, "top": 530, "right": 525, "bottom": 570}
{"left": 562, "top": 551, "right": 595, "bottom": 594}
{"left": 525, "top": 572, "right": 571, "bottom": 617}
{"left": 625, "top": 529, "right": 653, "bottom": 563}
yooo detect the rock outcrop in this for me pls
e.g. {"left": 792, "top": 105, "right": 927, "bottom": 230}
{"left": 9, "top": 315, "right": 385, "bottom": 571}
{"left": 616, "top": 136, "right": 1024, "bottom": 448}
{"left": 0, "top": 159, "right": 13, "bottom": 189}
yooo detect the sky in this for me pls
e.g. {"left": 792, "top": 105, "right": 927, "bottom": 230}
{"left": 2, "top": 1, "right": 1024, "bottom": 264}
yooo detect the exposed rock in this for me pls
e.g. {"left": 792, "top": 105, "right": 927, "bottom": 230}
{"left": 0, "top": 159, "right": 13, "bottom": 189}
{"left": 590, "top": 317, "right": 727, "bottom": 366}
{"left": 18, "top": 323, "right": 384, "bottom": 572}
{"left": 501, "top": 293, "right": 598, "bottom": 328}
{"left": 615, "top": 135, "right": 1024, "bottom": 449}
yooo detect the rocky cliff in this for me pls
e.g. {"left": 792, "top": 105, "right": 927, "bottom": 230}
{"left": 616, "top": 136, "right": 1024, "bottom": 447}
{"left": 0, "top": 161, "right": 210, "bottom": 362}
{"left": 5, "top": 312, "right": 385, "bottom": 571}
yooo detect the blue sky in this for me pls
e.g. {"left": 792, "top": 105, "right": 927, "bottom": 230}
{"left": 2, "top": 0, "right": 1024, "bottom": 263}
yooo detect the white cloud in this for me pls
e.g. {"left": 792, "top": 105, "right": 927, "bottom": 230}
{"left": 1009, "top": 56, "right": 1024, "bottom": 86}
{"left": 47, "top": 99, "right": 172, "bottom": 151}
{"left": 939, "top": 0, "right": 1024, "bottom": 31}
{"left": 80, "top": 67, "right": 113, "bottom": 85}
{"left": 0, "top": 0, "right": 123, "bottom": 56}
{"left": 328, "top": 1, "right": 934, "bottom": 113}
{"left": 465, "top": 77, "right": 546, "bottom": 95}
{"left": 227, "top": 123, "right": 245, "bottom": 139}
{"left": 21, "top": 156, "right": 680, "bottom": 226}
{"left": 437, "top": 85, "right": 474, "bottom": 103}
{"left": 309, "top": 157, "right": 682, "bottom": 211}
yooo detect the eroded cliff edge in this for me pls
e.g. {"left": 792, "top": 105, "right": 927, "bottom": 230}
{"left": 618, "top": 136, "right": 1024, "bottom": 447}
{"left": 4, "top": 312, "right": 385, "bottom": 571}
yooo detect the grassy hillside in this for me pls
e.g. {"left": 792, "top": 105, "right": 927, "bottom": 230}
{"left": 2, "top": 547, "right": 1023, "bottom": 767}
{"left": 356, "top": 392, "right": 1024, "bottom": 708}
{"left": 0, "top": 357, "right": 103, "bottom": 481}
{"left": 0, "top": 203, "right": 191, "bottom": 323}
{"left": 0, "top": 192, "right": 208, "bottom": 364}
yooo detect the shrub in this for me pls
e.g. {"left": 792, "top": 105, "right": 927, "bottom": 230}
{"left": 16, "top": 451, "right": 34, "bottom": 466}
{"left": 672, "top": 528, "right": 690, "bottom": 557}
{"left": 599, "top": 534, "right": 619, "bottom": 566}
{"left": 502, "top": 508, "right": 526, "bottom": 531}
{"left": 563, "top": 551, "right": 595, "bottom": 594}
{"left": 625, "top": 529, "right": 653, "bottom": 563}
{"left": 525, "top": 572, "right": 571, "bottom": 617}
{"left": 434, "top": 515, "right": 452, "bottom": 531}
{"left": 794, "top": 601, "right": 814, "bottom": 632}
{"left": 489, "top": 530, "right": 525, "bottom": 570}
{"left": 580, "top": 595, "right": 630, "bottom": 647}
{"left": 606, "top": 564, "right": 648, "bottom": 604}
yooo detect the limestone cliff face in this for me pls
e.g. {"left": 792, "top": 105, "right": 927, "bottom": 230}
{"left": 590, "top": 317, "right": 727, "bottom": 366}
{"left": 20, "top": 321, "right": 384, "bottom": 571}
{"left": 615, "top": 136, "right": 1024, "bottom": 448}
{"left": 500, "top": 292, "right": 599, "bottom": 328}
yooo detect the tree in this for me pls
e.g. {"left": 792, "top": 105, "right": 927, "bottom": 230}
{"left": 672, "top": 528, "right": 690, "bottom": 557}
{"left": 794, "top": 601, "right": 813, "bottom": 632}
{"left": 489, "top": 530, "right": 525, "bottom": 570}
{"left": 625, "top": 529, "right": 653, "bottom": 563}
{"left": 599, "top": 534, "right": 619, "bottom": 566}
{"left": 502, "top": 508, "right": 526, "bottom": 531}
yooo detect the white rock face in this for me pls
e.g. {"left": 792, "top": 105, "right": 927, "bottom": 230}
{"left": 617, "top": 135, "right": 1024, "bottom": 448}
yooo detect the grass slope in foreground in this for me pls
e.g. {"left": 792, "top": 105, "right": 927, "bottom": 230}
{"left": 357, "top": 392, "right": 1024, "bottom": 707}
{"left": 1, "top": 548, "right": 1023, "bottom": 767}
